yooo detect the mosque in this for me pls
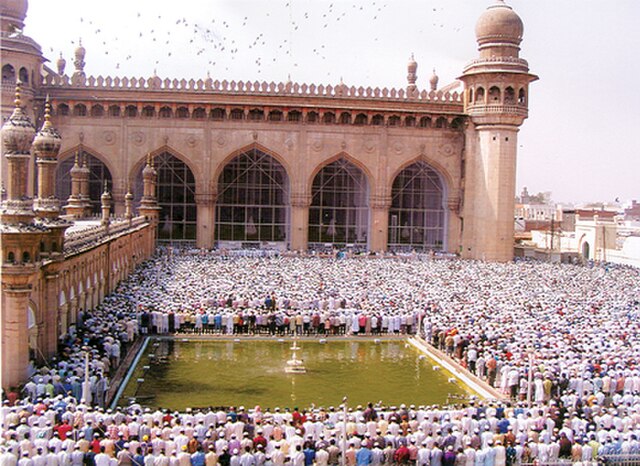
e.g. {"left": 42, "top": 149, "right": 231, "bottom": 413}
{"left": 0, "top": 0, "right": 536, "bottom": 390}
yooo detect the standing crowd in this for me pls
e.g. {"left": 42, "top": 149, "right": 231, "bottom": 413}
{"left": 2, "top": 249, "right": 640, "bottom": 466}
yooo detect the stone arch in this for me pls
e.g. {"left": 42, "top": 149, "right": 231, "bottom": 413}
{"left": 389, "top": 155, "right": 454, "bottom": 197}
{"left": 132, "top": 147, "right": 199, "bottom": 242}
{"left": 387, "top": 159, "right": 449, "bottom": 251}
{"left": 308, "top": 155, "right": 371, "bottom": 248}
{"left": 308, "top": 152, "right": 375, "bottom": 195}
{"left": 129, "top": 144, "right": 204, "bottom": 194}
{"left": 2, "top": 63, "right": 15, "bottom": 82}
{"left": 19, "top": 67, "right": 29, "bottom": 84}
{"left": 57, "top": 146, "right": 115, "bottom": 214}
{"left": 213, "top": 142, "right": 293, "bottom": 189}
{"left": 215, "top": 145, "right": 291, "bottom": 246}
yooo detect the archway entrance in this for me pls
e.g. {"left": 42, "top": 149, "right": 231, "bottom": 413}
{"left": 216, "top": 148, "right": 290, "bottom": 248}
{"left": 134, "top": 152, "right": 197, "bottom": 243}
{"left": 582, "top": 241, "right": 590, "bottom": 260}
{"left": 388, "top": 161, "right": 447, "bottom": 252}
{"left": 308, "top": 158, "right": 369, "bottom": 250}
{"left": 56, "top": 150, "right": 112, "bottom": 215}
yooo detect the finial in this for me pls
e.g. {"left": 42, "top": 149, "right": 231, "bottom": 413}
{"left": 147, "top": 152, "right": 151, "bottom": 166}
{"left": 74, "top": 151, "right": 80, "bottom": 166}
{"left": 43, "top": 94, "right": 52, "bottom": 125}
{"left": 14, "top": 80, "right": 23, "bottom": 108}
{"left": 103, "top": 179, "right": 108, "bottom": 194}
{"left": 411, "top": 53, "right": 415, "bottom": 61}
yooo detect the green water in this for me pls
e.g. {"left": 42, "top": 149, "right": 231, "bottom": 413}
{"left": 118, "top": 338, "right": 472, "bottom": 410}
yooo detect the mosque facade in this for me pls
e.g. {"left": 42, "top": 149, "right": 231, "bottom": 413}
{"left": 1, "top": 0, "right": 536, "bottom": 389}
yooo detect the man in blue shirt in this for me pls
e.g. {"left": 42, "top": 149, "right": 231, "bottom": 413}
{"left": 356, "top": 444, "right": 373, "bottom": 466}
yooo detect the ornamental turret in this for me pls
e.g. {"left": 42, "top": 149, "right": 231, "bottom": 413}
{"left": 1, "top": 81, "right": 36, "bottom": 224}
{"left": 33, "top": 96, "right": 62, "bottom": 219}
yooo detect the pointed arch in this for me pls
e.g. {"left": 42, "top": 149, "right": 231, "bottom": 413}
{"left": 132, "top": 147, "right": 198, "bottom": 242}
{"left": 308, "top": 152, "right": 374, "bottom": 192}
{"left": 215, "top": 144, "right": 290, "bottom": 245}
{"left": 308, "top": 156, "right": 370, "bottom": 248}
{"left": 388, "top": 159, "right": 448, "bottom": 252}
{"left": 56, "top": 146, "right": 114, "bottom": 214}
{"left": 213, "top": 143, "right": 292, "bottom": 187}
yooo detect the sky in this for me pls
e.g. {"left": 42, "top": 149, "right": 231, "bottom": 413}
{"left": 25, "top": 0, "right": 640, "bottom": 205}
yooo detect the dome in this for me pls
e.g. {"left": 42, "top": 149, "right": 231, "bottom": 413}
{"left": 75, "top": 40, "right": 86, "bottom": 59}
{"left": 33, "top": 99, "right": 62, "bottom": 158}
{"left": 429, "top": 69, "right": 439, "bottom": 91}
{"left": 0, "top": 0, "right": 28, "bottom": 29}
{"left": 475, "top": 0, "right": 523, "bottom": 47}
{"left": 56, "top": 53, "right": 66, "bottom": 75}
{"left": 1, "top": 83, "right": 36, "bottom": 154}
{"left": 407, "top": 54, "right": 417, "bottom": 74}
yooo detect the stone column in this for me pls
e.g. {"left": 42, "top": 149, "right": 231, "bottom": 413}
{"left": 290, "top": 193, "right": 310, "bottom": 251}
{"left": 369, "top": 195, "right": 391, "bottom": 252}
{"left": 196, "top": 193, "right": 216, "bottom": 249}
{"left": 1, "top": 285, "right": 32, "bottom": 390}
{"left": 44, "top": 272, "right": 60, "bottom": 358}
{"left": 446, "top": 194, "right": 462, "bottom": 255}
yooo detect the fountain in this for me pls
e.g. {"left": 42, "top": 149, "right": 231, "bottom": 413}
{"left": 285, "top": 339, "right": 307, "bottom": 374}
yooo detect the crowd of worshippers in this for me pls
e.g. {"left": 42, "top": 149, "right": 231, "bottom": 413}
{"left": 2, "top": 249, "right": 640, "bottom": 465}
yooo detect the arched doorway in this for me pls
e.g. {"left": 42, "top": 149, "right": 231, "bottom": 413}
{"left": 388, "top": 161, "right": 447, "bottom": 251}
{"left": 308, "top": 158, "right": 369, "bottom": 249}
{"left": 56, "top": 151, "right": 112, "bottom": 215}
{"left": 134, "top": 152, "right": 197, "bottom": 243}
{"left": 216, "top": 148, "right": 290, "bottom": 247}
{"left": 582, "top": 241, "right": 590, "bottom": 260}
{"left": 28, "top": 304, "right": 38, "bottom": 362}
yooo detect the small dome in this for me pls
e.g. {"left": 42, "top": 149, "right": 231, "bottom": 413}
{"left": 69, "top": 153, "right": 82, "bottom": 175}
{"left": 1, "top": 82, "right": 36, "bottom": 153}
{"left": 1, "top": 0, "right": 28, "bottom": 30}
{"left": 429, "top": 69, "right": 439, "bottom": 91}
{"left": 407, "top": 54, "right": 417, "bottom": 74}
{"left": 33, "top": 98, "right": 62, "bottom": 158}
{"left": 75, "top": 40, "right": 86, "bottom": 60}
{"left": 475, "top": 0, "right": 523, "bottom": 47}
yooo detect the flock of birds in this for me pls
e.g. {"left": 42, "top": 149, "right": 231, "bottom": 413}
{"left": 36, "top": 1, "right": 462, "bottom": 83}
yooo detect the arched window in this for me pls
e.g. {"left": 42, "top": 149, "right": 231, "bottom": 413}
{"left": 435, "top": 117, "right": 447, "bottom": 129}
{"left": 134, "top": 152, "right": 197, "bottom": 243}
{"left": 159, "top": 106, "right": 172, "bottom": 118}
{"left": 371, "top": 114, "right": 384, "bottom": 126}
{"left": 419, "top": 116, "right": 432, "bottom": 128}
{"left": 323, "top": 112, "right": 336, "bottom": 124}
{"left": 518, "top": 88, "right": 526, "bottom": 105}
{"left": 450, "top": 117, "right": 464, "bottom": 130}
{"left": 211, "top": 108, "right": 226, "bottom": 120}
{"left": 22, "top": 251, "right": 31, "bottom": 263}
{"left": 2, "top": 64, "right": 15, "bottom": 82}
{"left": 388, "top": 115, "right": 401, "bottom": 127}
{"left": 57, "top": 103, "right": 70, "bottom": 116}
{"left": 354, "top": 114, "right": 367, "bottom": 125}
{"left": 192, "top": 107, "right": 207, "bottom": 119}
{"left": 56, "top": 151, "right": 113, "bottom": 215}
{"left": 142, "top": 105, "right": 155, "bottom": 117}
{"left": 125, "top": 105, "right": 138, "bottom": 117}
{"left": 339, "top": 112, "right": 352, "bottom": 124}
{"left": 475, "top": 87, "right": 485, "bottom": 104}
{"left": 176, "top": 107, "right": 189, "bottom": 118}
{"left": 216, "top": 148, "right": 289, "bottom": 245}
{"left": 504, "top": 87, "right": 516, "bottom": 104}
{"left": 19, "top": 67, "right": 29, "bottom": 84}
{"left": 309, "top": 158, "right": 369, "bottom": 248}
{"left": 230, "top": 108, "right": 244, "bottom": 120}
{"left": 405, "top": 116, "right": 416, "bottom": 127}
{"left": 73, "top": 104, "right": 87, "bottom": 117}
{"left": 388, "top": 161, "right": 446, "bottom": 251}
{"left": 90, "top": 105, "right": 104, "bottom": 117}
{"left": 268, "top": 110, "right": 283, "bottom": 121}
{"left": 306, "top": 111, "right": 319, "bottom": 123}
{"left": 248, "top": 108, "right": 264, "bottom": 121}
{"left": 7, "top": 251, "right": 15, "bottom": 263}
{"left": 488, "top": 86, "right": 501, "bottom": 102}
{"left": 288, "top": 110, "right": 302, "bottom": 122}
{"left": 108, "top": 105, "right": 121, "bottom": 117}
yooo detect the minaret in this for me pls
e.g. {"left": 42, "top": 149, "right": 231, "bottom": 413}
{"left": 71, "top": 39, "right": 86, "bottom": 86}
{"left": 100, "top": 181, "right": 111, "bottom": 228}
{"left": 33, "top": 96, "right": 62, "bottom": 220}
{"left": 33, "top": 95, "right": 71, "bottom": 256}
{"left": 63, "top": 152, "right": 87, "bottom": 218}
{"left": 138, "top": 154, "right": 161, "bottom": 249}
{"left": 429, "top": 69, "right": 439, "bottom": 92}
{"left": 406, "top": 54, "right": 418, "bottom": 97}
{"left": 0, "top": 82, "right": 42, "bottom": 391}
{"left": 1, "top": 81, "right": 36, "bottom": 225}
{"left": 56, "top": 53, "right": 66, "bottom": 76}
{"left": 459, "top": 0, "right": 537, "bottom": 262}
{"left": 79, "top": 153, "right": 92, "bottom": 216}
{"left": 124, "top": 188, "right": 134, "bottom": 221}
